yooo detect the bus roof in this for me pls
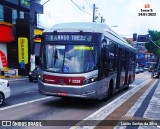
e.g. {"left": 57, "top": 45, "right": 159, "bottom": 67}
{"left": 44, "top": 22, "right": 135, "bottom": 51}
{"left": 45, "top": 22, "right": 109, "bottom": 33}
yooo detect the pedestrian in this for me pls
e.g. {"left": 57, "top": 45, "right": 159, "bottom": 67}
{"left": 20, "top": 60, "right": 25, "bottom": 77}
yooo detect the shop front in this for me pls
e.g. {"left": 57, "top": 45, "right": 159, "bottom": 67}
{"left": 0, "top": 22, "right": 12, "bottom": 75}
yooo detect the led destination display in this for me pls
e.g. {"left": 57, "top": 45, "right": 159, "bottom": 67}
{"left": 44, "top": 33, "right": 100, "bottom": 43}
{"left": 45, "top": 34, "right": 92, "bottom": 42}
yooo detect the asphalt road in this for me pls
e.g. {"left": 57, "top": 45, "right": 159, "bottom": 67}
{"left": 0, "top": 71, "right": 151, "bottom": 129}
{"left": 1, "top": 80, "right": 45, "bottom": 107}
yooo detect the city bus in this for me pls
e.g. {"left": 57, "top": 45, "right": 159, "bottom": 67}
{"left": 37, "top": 22, "right": 136, "bottom": 100}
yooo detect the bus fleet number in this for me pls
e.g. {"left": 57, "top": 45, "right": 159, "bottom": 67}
{"left": 69, "top": 79, "right": 80, "bottom": 84}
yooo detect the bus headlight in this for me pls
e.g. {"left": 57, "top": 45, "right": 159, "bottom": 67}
{"left": 83, "top": 75, "right": 98, "bottom": 85}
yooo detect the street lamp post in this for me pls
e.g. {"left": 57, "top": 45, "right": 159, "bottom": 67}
{"left": 111, "top": 25, "right": 118, "bottom": 28}
{"left": 146, "top": 36, "right": 160, "bottom": 64}
{"left": 111, "top": 26, "right": 118, "bottom": 31}
{"left": 42, "top": 0, "right": 51, "bottom": 5}
{"left": 37, "top": 0, "right": 51, "bottom": 27}
{"left": 146, "top": 37, "right": 160, "bottom": 49}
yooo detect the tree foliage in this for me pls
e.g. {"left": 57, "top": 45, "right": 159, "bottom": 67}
{"left": 145, "top": 30, "right": 160, "bottom": 56}
{"left": 126, "top": 39, "right": 131, "bottom": 45}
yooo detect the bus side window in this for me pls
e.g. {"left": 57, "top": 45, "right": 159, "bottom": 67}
{"left": 108, "top": 42, "right": 117, "bottom": 72}
{"left": 104, "top": 46, "right": 109, "bottom": 68}
{"left": 108, "top": 42, "right": 114, "bottom": 72}
{"left": 129, "top": 52, "right": 136, "bottom": 71}
{"left": 121, "top": 48, "right": 125, "bottom": 71}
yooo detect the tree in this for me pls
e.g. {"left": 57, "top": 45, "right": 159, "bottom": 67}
{"left": 145, "top": 30, "right": 160, "bottom": 56}
{"left": 126, "top": 39, "right": 132, "bottom": 45}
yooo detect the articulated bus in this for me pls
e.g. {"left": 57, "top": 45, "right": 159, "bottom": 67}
{"left": 37, "top": 22, "right": 136, "bottom": 100}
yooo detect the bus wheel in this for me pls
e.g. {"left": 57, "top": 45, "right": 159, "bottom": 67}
{"left": 99, "top": 80, "right": 113, "bottom": 102}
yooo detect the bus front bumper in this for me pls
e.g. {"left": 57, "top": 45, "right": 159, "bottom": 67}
{"left": 38, "top": 81, "right": 98, "bottom": 99}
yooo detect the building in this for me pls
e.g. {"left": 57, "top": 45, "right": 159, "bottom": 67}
{"left": 126, "top": 34, "right": 156, "bottom": 66}
{"left": 0, "top": 0, "right": 43, "bottom": 75}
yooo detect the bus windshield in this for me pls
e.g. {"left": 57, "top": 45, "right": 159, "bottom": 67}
{"left": 44, "top": 44, "right": 98, "bottom": 73}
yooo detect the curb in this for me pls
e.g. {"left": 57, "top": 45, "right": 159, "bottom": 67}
{"left": 0, "top": 75, "right": 28, "bottom": 82}
{"left": 0, "top": 75, "right": 22, "bottom": 79}
{"left": 70, "top": 78, "right": 153, "bottom": 129}
{"left": 7, "top": 78, "right": 28, "bottom": 82}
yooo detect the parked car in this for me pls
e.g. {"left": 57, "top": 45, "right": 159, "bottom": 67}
{"left": 155, "top": 63, "right": 160, "bottom": 78}
{"left": 29, "top": 67, "right": 38, "bottom": 82}
{"left": 148, "top": 62, "right": 157, "bottom": 72}
{"left": 157, "top": 64, "right": 160, "bottom": 75}
{"left": 0, "top": 79, "right": 10, "bottom": 105}
{"left": 144, "top": 66, "right": 148, "bottom": 71}
{"left": 139, "top": 67, "right": 144, "bottom": 72}
{"left": 135, "top": 67, "right": 139, "bottom": 74}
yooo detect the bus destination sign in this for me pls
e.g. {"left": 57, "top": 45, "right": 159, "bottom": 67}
{"left": 45, "top": 34, "right": 92, "bottom": 42}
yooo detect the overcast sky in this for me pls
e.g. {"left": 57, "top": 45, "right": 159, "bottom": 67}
{"left": 39, "top": 0, "right": 160, "bottom": 37}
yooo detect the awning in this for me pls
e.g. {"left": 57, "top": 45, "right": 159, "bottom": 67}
{"left": 0, "top": 22, "right": 12, "bottom": 43}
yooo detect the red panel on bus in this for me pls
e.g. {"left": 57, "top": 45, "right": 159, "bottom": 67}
{"left": 43, "top": 75, "right": 85, "bottom": 86}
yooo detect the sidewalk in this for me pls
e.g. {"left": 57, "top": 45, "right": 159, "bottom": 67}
{"left": 0, "top": 75, "right": 22, "bottom": 79}
{"left": 70, "top": 78, "right": 160, "bottom": 129}
{"left": 0, "top": 75, "right": 28, "bottom": 81}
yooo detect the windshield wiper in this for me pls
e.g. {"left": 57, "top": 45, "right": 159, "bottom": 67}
{"left": 89, "top": 46, "right": 95, "bottom": 58}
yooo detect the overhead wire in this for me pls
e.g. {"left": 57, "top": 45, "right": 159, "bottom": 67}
{"left": 40, "top": 0, "right": 105, "bottom": 24}
{"left": 70, "top": 0, "right": 92, "bottom": 16}
{"left": 82, "top": 0, "right": 93, "bottom": 9}
{"left": 42, "top": 0, "right": 52, "bottom": 5}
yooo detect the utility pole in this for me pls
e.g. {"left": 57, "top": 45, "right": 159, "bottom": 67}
{"left": 30, "top": 0, "right": 35, "bottom": 55}
{"left": 27, "top": 0, "right": 43, "bottom": 71}
{"left": 101, "top": 17, "right": 103, "bottom": 23}
{"left": 29, "top": 0, "right": 36, "bottom": 72}
{"left": 92, "top": 4, "right": 96, "bottom": 22}
{"left": 93, "top": 4, "right": 102, "bottom": 23}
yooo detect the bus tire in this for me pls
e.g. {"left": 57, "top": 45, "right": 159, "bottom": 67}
{"left": 99, "top": 80, "right": 113, "bottom": 102}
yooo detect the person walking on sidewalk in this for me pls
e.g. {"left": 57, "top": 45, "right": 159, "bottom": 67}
{"left": 20, "top": 60, "right": 25, "bottom": 77}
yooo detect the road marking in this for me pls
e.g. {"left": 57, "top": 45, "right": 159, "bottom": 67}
{"left": 23, "top": 90, "right": 37, "bottom": 93}
{"left": 129, "top": 85, "right": 137, "bottom": 87}
{"left": 70, "top": 78, "right": 152, "bottom": 129}
{"left": 7, "top": 78, "right": 28, "bottom": 82}
{"left": 0, "top": 96, "right": 52, "bottom": 111}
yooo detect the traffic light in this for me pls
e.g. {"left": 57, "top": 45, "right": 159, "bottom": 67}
{"left": 133, "top": 33, "right": 137, "bottom": 41}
